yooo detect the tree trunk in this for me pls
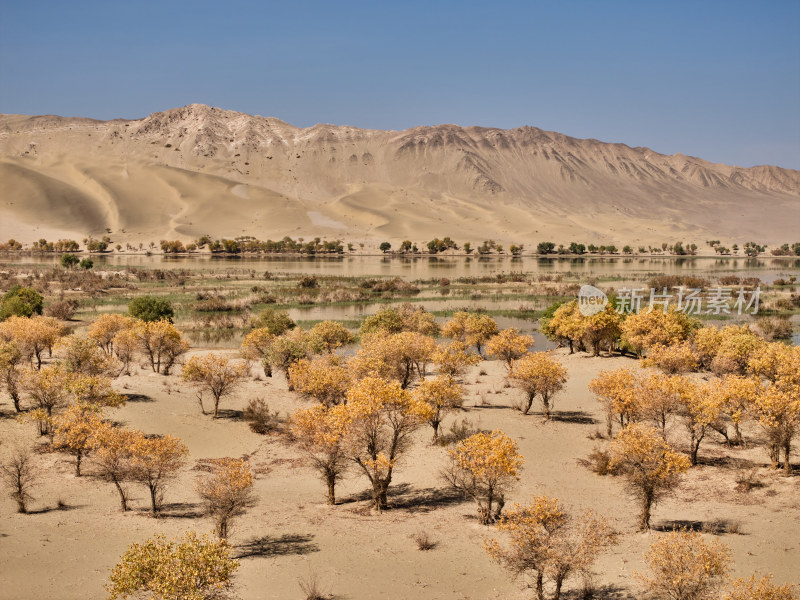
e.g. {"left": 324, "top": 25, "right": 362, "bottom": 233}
{"left": 784, "top": 441, "right": 792, "bottom": 476}
{"left": 640, "top": 494, "right": 653, "bottom": 530}
{"left": 731, "top": 422, "right": 744, "bottom": 446}
{"left": 567, "top": 340, "right": 574, "bottom": 354}
{"left": 113, "top": 478, "right": 129, "bottom": 511}
{"left": 523, "top": 393, "right": 534, "bottom": 415}
{"left": 542, "top": 396, "right": 551, "bottom": 421}
{"left": 213, "top": 394, "right": 220, "bottom": 418}
{"left": 431, "top": 421, "right": 441, "bottom": 443}
{"left": 149, "top": 483, "right": 159, "bottom": 515}
{"left": 75, "top": 451, "right": 82, "bottom": 477}
{"left": 16, "top": 497, "right": 26, "bottom": 514}
{"left": 326, "top": 472, "right": 336, "bottom": 505}
{"left": 553, "top": 574, "right": 565, "bottom": 600}
{"left": 536, "top": 573, "right": 545, "bottom": 600}
{"left": 217, "top": 517, "right": 228, "bottom": 539}
{"left": 606, "top": 411, "right": 613, "bottom": 438}
{"left": 373, "top": 479, "right": 389, "bottom": 510}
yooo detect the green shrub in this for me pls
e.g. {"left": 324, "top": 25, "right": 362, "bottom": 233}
{"left": 128, "top": 296, "right": 174, "bottom": 322}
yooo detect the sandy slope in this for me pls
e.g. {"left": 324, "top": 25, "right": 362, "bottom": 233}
{"left": 0, "top": 104, "right": 798, "bottom": 248}
{"left": 1, "top": 348, "right": 797, "bottom": 600}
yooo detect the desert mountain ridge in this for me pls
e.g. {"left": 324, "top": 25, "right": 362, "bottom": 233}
{"left": 1, "top": 103, "right": 798, "bottom": 247}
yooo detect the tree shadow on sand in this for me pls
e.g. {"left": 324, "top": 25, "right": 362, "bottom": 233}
{"left": 27, "top": 501, "right": 85, "bottom": 515}
{"left": 339, "top": 482, "right": 468, "bottom": 513}
{"left": 654, "top": 518, "right": 746, "bottom": 535}
{"left": 213, "top": 408, "right": 244, "bottom": 421}
{"left": 123, "top": 393, "right": 155, "bottom": 403}
{"left": 561, "top": 584, "right": 637, "bottom": 599}
{"left": 148, "top": 502, "right": 205, "bottom": 519}
{"left": 549, "top": 410, "right": 598, "bottom": 425}
{"left": 235, "top": 533, "right": 319, "bottom": 559}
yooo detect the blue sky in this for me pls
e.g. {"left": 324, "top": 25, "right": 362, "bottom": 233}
{"left": 1, "top": 0, "right": 798, "bottom": 168}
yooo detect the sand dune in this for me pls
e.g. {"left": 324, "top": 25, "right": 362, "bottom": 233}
{"left": 1, "top": 104, "right": 798, "bottom": 247}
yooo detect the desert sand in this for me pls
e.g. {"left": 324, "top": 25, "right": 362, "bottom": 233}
{"left": 1, "top": 104, "right": 798, "bottom": 249}
{"left": 1, "top": 347, "right": 798, "bottom": 600}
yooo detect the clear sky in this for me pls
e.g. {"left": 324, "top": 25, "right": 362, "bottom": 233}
{"left": 1, "top": 0, "right": 798, "bottom": 168}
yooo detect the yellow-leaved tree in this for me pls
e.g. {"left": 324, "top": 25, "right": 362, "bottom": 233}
{"left": 196, "top": 458, "right": 256, "bottom": 538}
{"left": 352, "top": 331, "right": 436, "bottom": 389}
{"left": 638, "top": 529, "right": 731, "bottom": 600}
{"left": 288, "top": 355, "right": 351, "bottom": 406}
{"left": 52, "top": 404, "right": 105, "bottom": 476}
{"left": 443, "top": 430, "right": 523, "bottom": 524}
{"left": 181, "top": 354, "right": 249, "bottom": 417}
{"left": 508, "top": 353, "right": 568, "bottom": 419}
{"left": 541, "top": 300, "right": 585, "bottom": 354}
{"left": 609, "top": 423, "right": 690, "bottom": 530}
{"left": 642, "top": 342, "right": 699, "bottom": 374}
{"left": 486, "top": 328, "right": 534, "bottom": 368}
{"left": 0, "top": 340, "right": 23, "bottom": 411}
{"left": 342, "top": 376, "right": 428, "bottom": 510}
{"left": 588, "top": 368, "right": 640, "bottom": 437}
{"left": 129, "top": 434, "right": 188, "bottom": 515}
{"left": 308, "top": 320, "right": 354, "bottom": 353}
{"left": 90, "top": 423, "right": 142, "bottom": 511}
{"left": 0, "top": 315, "right": 65, "bottom": 369}
{"left": 106, "top": 531, "right": 239, "bottom": 600}
{"left": 724, "top": 574, "right": 798, "bottom": 600}
{"left": 291, "top": 403, "right": 350, "bottom": 504}
{"left": 620, "top": 307, "right": 698, "bottom": 358}
{"left": 135, "top": 319, "right": 189, "bottom": 375}
{"left": 442, "top": 312, "right": 499, "bottom": 356}
{"left": 412, "top": 375, "right": 464, "bottom": 441}
{"left": 432, "top": 340, "right": 481, "bottom": 378}
{"left": 484, "top": 495, "right": 616, "bottom": 600}
{"left": 240, "top": 327, "right": 276, "bottom": 377}
{"left": 88, "top": 313, "right": 136, "bottom": 356}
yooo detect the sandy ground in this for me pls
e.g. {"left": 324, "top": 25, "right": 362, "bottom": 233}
{"left": 1, "top": 347, "right": 798, "bottom": 600}
{"left": 1, "top": 105, "right": 798, "bottom": 249}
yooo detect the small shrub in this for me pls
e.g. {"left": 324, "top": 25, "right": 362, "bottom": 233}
{"left": 298, "top": 572, "right": 330, "bottom": 600}
{"left": 413, "top": 530, "right": 437, "bottom": 550}
{"left": 437, "top": 418, "right": 480, "bottom": 446}
{"left": 298, "top": 276, "right": 319, "bottom": 289}
{"left": 244, "top": 398, "right": 280, "bottom": 434}
{"left": 734, "top": 467, "right": 761, "bottom": 492}
{"left": 44, "top": 299, "right": 78, "bottom": 320}
{"left": 579, "top": 448, "right": 616, "bottom": 476}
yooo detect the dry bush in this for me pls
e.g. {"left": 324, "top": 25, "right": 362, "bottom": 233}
{"left": 298, "top": 572, "right": 331, "bottom": 600}
{"left": 413, "top": 530, "right": 437, "bottom": 551}
{"left": 734, "top": 467, "right": 762, "bottom": 492}
{"left": 196, "top": 458, "right": 256, "bottom": 538}
{"left": 243, "top": 398, "right": 280, "bottom": 434}
{"left": 578, "top": 448, "right": 617, "bottom": 476}
{"left": 436, "top": 418, "right": 480, "bottom": 446}
{"left": 1, "top": 446, "right": 37, "bottom": 513}
{"left": 44, "top": 299, "right": 78, "bottom": 320}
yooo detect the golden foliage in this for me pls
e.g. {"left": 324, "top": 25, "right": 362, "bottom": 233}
{"left": 609, "top": 423, "right": 690, "bottom": 529}
{"left": 444, "top": 430, "right": 523, "bottom": 524}
{"left": 724, "top": 574, "right": 798, "bottom": 600}
{"left": 134, "top": 319, "right": 189, "bottom": 375}
{"left": 432, "top": 340, "right": 481, "bottom": 377}
{"left": 359, "top": 303, "right": 439, "bottom": 337}
{"left": 106, "top": 531, "right": 239, "bottom": 600}
{"left": 90, "top": 423, "right": 142, "bottom": 511}
{"left": 196, "top": 458, "right": 255, "bottom": 538}
{"left": 643, "top": 342, "right": 699, "bottom": 374}
{"left": 58, "top": 334, "right": 120, "bottom": 376}
{"left": 0, "top": 315, "right": 66, "bottom": 368}
{"left": 639, "top": 529, "right": 731, "bottom": 600}
{"left": 129, "top": 434, "right": 188, "bottom": 514}
{"left": 412, "top": 375, "right": 464, "bottom": 440}
{"left": 589, "top": 368, "right": 640, "bottom": 436}
{"left": 291, "top": 403, "right": 350, "bottom": 504}
{"left": 181, "top": 354, "right": 248, "bottom": 417}
{"left": 486, "top": 328, "right": 534, "bottom": 367}
{"left": 485, "top": 496, "right": 616, "bottom": 600}
{"left": 508, "top": 352, "right": 568, "bottom": 418}
{"left": 288, "top": 355, "right": 351, "bottom": 406}
{"left": 621, "top": 308, "right": 698, "bottom": 357}
{"left": 88, "top": 313, "right": 136, "bottom": 355}
{"left": 0, "top": 340, "right": 23, "bottom": 411}
{"left": 442, "top": 312, "right": 499, "bottom": 355}
{"left": 352, "top": 331, "right": 436, "bottom": 389}
{"left": 308, "top": 320, "right": 355, "bottom": 353}
{"left": 343, "top": 376, "right": 428, "bottom": 509}
{"left": 52, "top": 404, "right": 105, "bottom": 476}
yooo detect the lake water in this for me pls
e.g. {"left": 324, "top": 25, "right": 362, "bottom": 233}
{"left": 4, "top": 254, "right": 800, "bottom": 283}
